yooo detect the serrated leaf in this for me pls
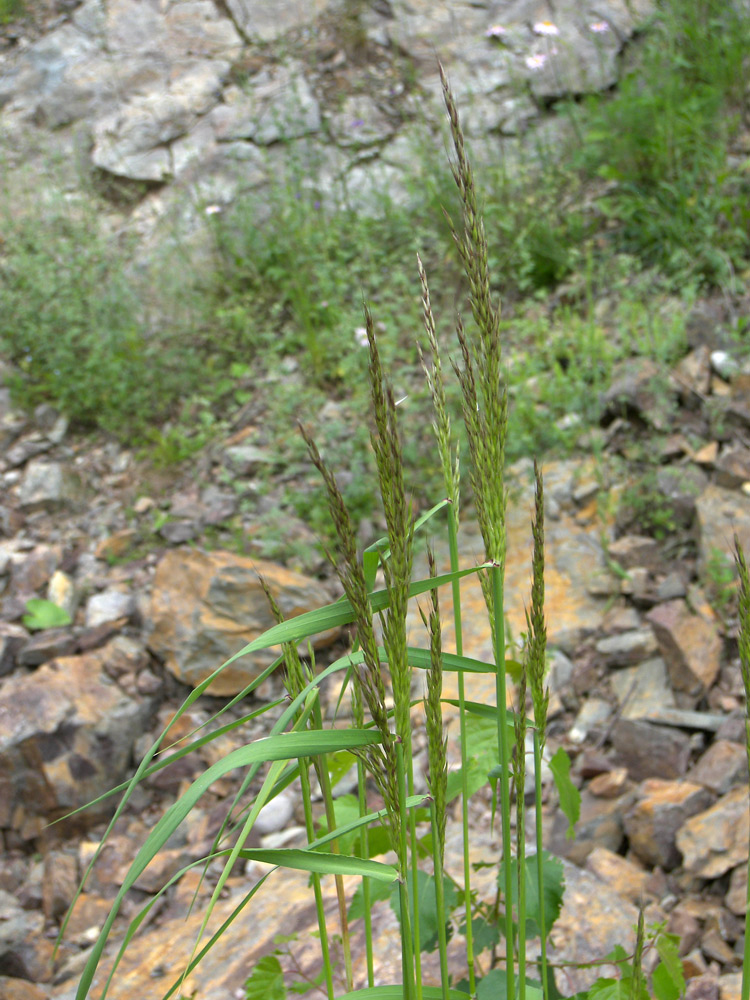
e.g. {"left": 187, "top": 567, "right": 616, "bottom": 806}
{"left": 22, "top": 597, "right": 72, "bottom": 631}
{"left": 654, "top": 931, "right": 685, "bottom": 997}
{"left": 549, "top": 746, "right": 580, "bottom": 839}
{"left": 244, "top": 955, "right": 286, "bottom": 1000}
{"left": 652, "top": 962, "right": 680, "bottom": 1000}
{"left": 584, "top": 978, "right": 626, "bottom": 1000}
{"left": 509, "top": 851, "right": 565, "bottom": 940}
{"left": 390, "top": 869, "right": 459, "bottom": 953}
{"left": 460, "top": 914, "right": 500, "bottom": 954}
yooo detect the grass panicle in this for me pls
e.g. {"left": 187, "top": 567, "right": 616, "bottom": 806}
{"left": 64, "top": 36, "right": 747, "bottom": 1000}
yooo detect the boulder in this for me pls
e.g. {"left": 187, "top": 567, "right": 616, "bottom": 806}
{"left": 0, "top": 644, "right": 155, "bottom": 837}
{"left": 646, "top": 600, "right": 721, "bottom": 696}
{"left": 147, "top": 549, "right": 339, "bottom": 696}
{"left": 676, "top": 786, "right": 750, "bottom": 878}
{"left": 623, "top": 778, "right": 712, "bottom": 870}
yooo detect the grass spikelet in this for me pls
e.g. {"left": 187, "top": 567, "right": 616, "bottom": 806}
{"left": 416, "top": 253, "right": 460, "bottom": 518}
{"left": 528, "top": 460, "right": 549, "bottom": 746}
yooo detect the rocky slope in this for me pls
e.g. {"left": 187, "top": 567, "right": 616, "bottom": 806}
{"left": 1, "top": 303, "right": 750, "bottom": 997}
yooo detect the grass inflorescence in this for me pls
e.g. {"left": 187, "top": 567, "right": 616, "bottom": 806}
{"left": 53, "top": 4, "right": 750, "bottom": 997}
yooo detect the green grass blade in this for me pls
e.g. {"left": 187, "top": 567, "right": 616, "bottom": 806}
{"left": 218, "top": 562, "right": 492, "bottom": 662}
{"left": 237, "top": 848, "right": 397, "bottom": 882}
{"left": 75, "top": 729, "right": 382, "bottom": 1000}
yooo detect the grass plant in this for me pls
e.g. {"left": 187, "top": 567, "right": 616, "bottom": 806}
{"left": 63, "top": 66, "right": 715, "bottom": 1000}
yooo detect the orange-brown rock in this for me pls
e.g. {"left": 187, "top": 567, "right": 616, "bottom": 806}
{"left": 624, "top": 778, "right": 712, "bottom": 870}
{"left": 148, "top": 548, "right": 340, "bottom": 696}
{"left": 646, "top": 599, "right": 721, "bottom": 696}
{"left": 676, "top": 786, "right": 750, "bottom": 878}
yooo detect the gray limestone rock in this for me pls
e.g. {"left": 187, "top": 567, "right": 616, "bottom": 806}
{"left": 0, "top": 643, "right": 155, "bottom": 836}
{"left": 17, "top": 461, "right": 85, "bottom": 512}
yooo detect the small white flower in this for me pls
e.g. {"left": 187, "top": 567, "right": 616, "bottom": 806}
{"left": 354, "top": 326, "right": 369, "bottom": 348}
{"left": 204, "top": 204, "right": 222, "bottom": 215}
{"left": 533, "top": 20, "right": 559, "bottom": 36}
{"left": 486, "top": 23, "right": 507, "bottom": 38}
{"left": 525, "top": 53, "right": 547, "bottom": 70}
{"left": 589, "top": 20, "right": 610, "bottom": 33}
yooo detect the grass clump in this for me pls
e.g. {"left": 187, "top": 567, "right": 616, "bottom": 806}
{"left": 65, "top": 67, "right": 709, "bottom": 1000}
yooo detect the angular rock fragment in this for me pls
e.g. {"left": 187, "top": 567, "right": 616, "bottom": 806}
{"left": 676, "top": 786, "right": 749, "bottom": 878}
{"left": 624, "top": 778, "right": 712, "bottom": 870}
{"left": 148, "top": 548, "right": 340, "bottom": 696}
{"left": 646, "top": 599, "right": 721, "bottom": 695}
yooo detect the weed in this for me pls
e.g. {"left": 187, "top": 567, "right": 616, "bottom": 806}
{"left": 64, "top": 68, "right": 705, "bottom": 1000}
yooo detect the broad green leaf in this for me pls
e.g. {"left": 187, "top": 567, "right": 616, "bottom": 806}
{"left": 460, "top": 914, "right": 500, "bottom": 953}
{"left": 348, "top": 876, "right": 393, "bottom": 920}
{"left": 476, "top": 967, "right": 509, "bottom": 1000}
{"left": 76, "top": 728, "right": 382, "bottom": 1000}
{"left": 22, "top": 597, "right": 72, "bottom": 630}
{"left": 509, "top": 851, "right": 565, "bottom": 940}
{"left": 407, "top": 648, "right": 495, "bottom": 674}
{"left": 326, "top": 750, "right": 357, "bottom": 789}
{"left": 652, "top": 963, "right": 681, "bottom": 1000}
{"left": 549, "top": 746, "right": 580, "bottom": 839}
{"left": 337, "top": 987, "right": 469, "bottom": 999}
{"left": 654, "top": 931, "right": 685, "bottom": 997}
{"left": 390, "top": 869, "right": 459, "bottom": 953}
{"left": 244, "top": 955, "right": 286, "bottom": 1000}
{"left": 584, "top": 979, "right": 625, "bottom": 1000}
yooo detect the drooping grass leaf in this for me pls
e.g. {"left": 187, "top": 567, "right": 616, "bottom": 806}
{"left": 312, "top": 794, "right": 391, "bottom": 858}
{"left": 509, "top": 851, "right": 565, "bottom": 940}
{"left": 549, "top": 746, "right": 580, "bottom": 839}
{"left": 76, "top": 728, "right": 383, "bottom": 999}
{"left": 244, "top": 955, "right": 287, "bottom": 1000}
{"left": 236, "top": 848, "right": 397, "bottom": 882}
{"left": 22, "top": 597, "right": 72, "bottom": 630}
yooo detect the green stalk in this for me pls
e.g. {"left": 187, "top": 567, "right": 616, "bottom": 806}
{"left": 299, "top": 754, "right": 335, "bottom": 1000}
{"left": 409, "top": 763, "right": 423, "bottom": 1000}
{"left": 396, "top": 739, "right": 416, "bottom": 1000}
{"left": 447, "top": 505, "right": 476, "bottom": 995}
{"left": 312, "top": 698, "right": 354, "bottom": 994}
{"left": 353, "top": 685, "right": 375, "bottom": 988}
{"left": 533, "top": 730, "right": 549, "bottom": 1000}
{"left": 492, "top": 566, "right": 514, "bottom": 997}
{"left": 514, "top": 673, "right": 528, "bottom": 1000}
{"left": 430, "top": 799, "right": 450, "bottom": 1000}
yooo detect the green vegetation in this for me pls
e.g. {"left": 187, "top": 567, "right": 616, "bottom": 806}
{"left": 1, "top": 0, "right": 749, "bottom": 553}
{"left": 0, "top": 0, "right": 24, "bottom": 24}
